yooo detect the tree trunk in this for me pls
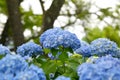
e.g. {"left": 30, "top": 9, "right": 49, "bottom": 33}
{"left": 0, "top": 18, "right": 10, "bottom": 45}
{"left": 0, "top": 0, "right": 23, "bottom": 46}
{"left": 40, "top": 0, "right": 65, "bottom": 33}
{"left": 6, "top": 0, "right": 24, "bottom": 49}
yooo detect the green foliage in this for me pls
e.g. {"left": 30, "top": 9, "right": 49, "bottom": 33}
{"left": 83, "top": 26, "right": 120, "bottom": 47}
{"left": 0, "top": 54, "right": 5, "bottom": 59}
{"left": 71, "top": 0, "right": 91, "bottom": 20}
{"left": 21, "top": 8, "right": 43, "bottom": 30}
{"left": 0, "top": 0, "right": 7, "bottom": 14}
{"left": 32, "top": 47, "right": 84, "bottom": 79}
{"left": 83, "top": 27, "right": 105, "bottom": 43}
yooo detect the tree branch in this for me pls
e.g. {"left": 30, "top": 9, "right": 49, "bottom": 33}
{"left": 0, "top": 0, "right": 23, "bottom": 46}
{"left": 39, "top": 0, "right": 45, "bottom": 14}
{"left": 0, "top": 18, "right": 10, "bottom": 45}
{"left": 40, "top": 0, "right": 65, "bottom": 33}
{"left": 6, "top": 0, "right": 24, "bottom": 49}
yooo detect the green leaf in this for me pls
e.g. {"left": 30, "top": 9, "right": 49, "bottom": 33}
{"left": 51, "top": 48, "right": 59, "bottom": 56}
{"left": 0, "top": 54, "right": 5, "bottom": 59}
{"left": 41, "top": 60, "right": 57, "bottom": 74}
{"left": 59, "top": 52, "right": 68, "bottom": 62}
{"left": 43, "top": 48, "right": 51, "bottom": 54}
{"left": 65, "top": 47, "right": 73, "bottom": 53}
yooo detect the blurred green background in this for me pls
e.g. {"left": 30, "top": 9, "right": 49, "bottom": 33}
{"left": 0, "top": 0, "right": 120, "bottom": 50}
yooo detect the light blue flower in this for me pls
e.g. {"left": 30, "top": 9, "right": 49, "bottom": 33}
{"left": 0, "top": 44, "right": 10, "bottom": 55}
{"left": 75, "top": 41, "right": 91, "bottom": 57}
{"left": 0, "top": 54, "right": 46, "bottom": 80}
{"left": 0, "top": 73, "right": 14, "bottom": 80}
{"left": 40, "top": 27, "right": 81, "bottom": 50}
{"left": 76, "top": 46, "right": 91, "bottom": 57}
{"left": 77, "top": 55, "right": 120, "bottom": 80}
{"left": 0, "top": 54, "right": 28, "bottom": 75}
{"left": 80, "top": 41, "right": 89, "bottom": 47}
{"left": 110, "top": 48, "right": 120, "bottom": 58}
{"left": 55, "top": 76, "right": 71, "bottom": 80}
{"left": 28, "top": 64, "right": 46, "bottom": 80}
{"left": 14, "top": 71, "right": 39, "bottom": 80}
{"left": 17, "top": 42, "right": 43, "bottom": 57}
{"left": 90, "top": 38, "right": 118, "bottom": 56}
{"left": 40, "top": 27, "right": 63, "bottom": 44}
{"left": 95, "top": 55, "right": 120, "bottom": 66}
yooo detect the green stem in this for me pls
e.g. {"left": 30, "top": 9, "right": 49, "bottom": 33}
{"left": 82, "top": 56, "right": 86, "bottom": 62}
{"left": 63, "top": 61, "right": 66, "bottom": 73}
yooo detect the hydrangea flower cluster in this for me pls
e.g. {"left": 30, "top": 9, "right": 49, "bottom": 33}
{"left": 75, "top": 41, "right": 91, "bottom": 57}
{"left": 40, "top": 27, "right": 81, "bottom": 50}
{"left": 17, "top": 42, "right": 43, "bottom": 57}
{"left": 0, "top": 54, "right": 46, "bottom": 80}
{"left": 75, "top": 38, "right": 120, "bottom": 57}
{"left": 90, "top": 38, "right": 118, "bottom": 56}
{"left": 77, "top": 55, "right": 120, "bottom": 80}
{"left": 0, "top": 44, "right": 10, "bottom": 55}
{"left": 55, "top": 76, "right": 71, "bottom": 80}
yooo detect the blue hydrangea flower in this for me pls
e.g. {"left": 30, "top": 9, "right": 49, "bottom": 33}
{"left": 80, "top": 41, "right": 89, "bottom": 47}
{"left": 90, "top": 38, "right": 118, "bottom": 56}
{"left": 40, "top": 28, "right": 81, "bottom": 50}
{"left": 94, "top": 55, "right": 120, "bottom": 65}
{"left": 48, "top": 53, "right": 55, "bottom": 60}
{"left": 0, "top": 54, "right": 46, "bottom": 80}
{"left": 109, "top": 48, "right": 120, "bottom": 58}
{"left": 17, "top": 42, "right": 43, "bottom": 57}
{"left": 27, "top": 64, "right": 46, "bottom": 80}
{"left": 75, "top": 41, "right": 91, "bottom": 57}
{"left": 40, "top": 27, "right": 63, "bottom": 44}
{"left": 55, "top": 76, "right": 71, "bottom": 80}
{"left": 0, "top": 73, "right": 14, "bottom": 80}
{"left": 14, "top": 71, "right": 39, "bottom": 80}
{"left": 76, "top": 46, "right": 91, "bottom": 57}
{"left": 77, "top": 55, "right": 120, "bottom": 80}
{"left": 0, "top": 54, "right": 28, "bottom": 75}
{"left": 0, "top": 44, "right": 10, "bottom": 55}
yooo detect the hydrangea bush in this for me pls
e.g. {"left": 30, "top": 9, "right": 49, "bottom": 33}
{"left": 77, "top": 55, "right": 120, "bottom": 80}
{"left": 0, "top": 54, "right": 46, "bottom": 80}
{"left": 0, "top": 27, "right": 120, "bottom": 80}
{"left": 16, "top": 41, "right": 43, "bottom": 58}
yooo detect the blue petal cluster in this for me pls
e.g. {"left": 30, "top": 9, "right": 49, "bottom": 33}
{"left": 40, "top": 28, "right": 81, "bottom": 50}
{"left": 77, "top": 55, "right": 120, "bottom": 80}
{"left": 109, "top": 48, "right": 120, "bottom": 58}
{"left": 17, "top": 42, "right": 43, "bottom": 57}
{"left": 90, "top": 38, "right": 118, "bottom": 56}
{"left": 14, "top": 71, "right": 39, "bottom": 80}
{"left": 75, "top": 41, "right": 91, "bottom": 57}
{"left": 0, "top": 54, "right": 46, "bottom": 80}
{"left": 0, "top": 54, "right": 28, "bottom": 75}
{"left": 55, "top": 76, "right": 71, "bottom": 80}
{"left": 75, "top": 38, "right": 120, "bottom": 57}
{"left": 28, "top": 64, "right": 46, "bottom": 80}
{"left": 0, "top": 44, "right": 10, "bottom": 55}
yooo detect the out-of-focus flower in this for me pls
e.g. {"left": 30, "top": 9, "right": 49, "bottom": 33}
{"left": 17, "top": 42, "right": 43, "bottom": 57}
{"left": 75, "top": 41, "right": 91, "bottom": 57}
{"left": 90, "top": 38, "right": 118, "bottom": 56}
{"left": 77, "top": 55, "right": 120, "bottom": 80}
{"left": 14, "top": 71, "right": 39, "bottom": 80}
{"left": 0, "top": 54, "right": 28, "bottom": 75}
{"left": 28, "top": 64, "right": 46, "bottom": 80}
{"left": 86, "top": 56, "right": 99, "bottom": 63}
{"left": 0, "top": 44, "right": 11, "bottom": 55}
{"left": 0, "top": 54, "right": 46, "bottom": 80}
{"left": 55, "top": 76, "right": 71, "bottom": 80}
{"left": 0, "top": 73, "right": 14, "bottom": 80}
